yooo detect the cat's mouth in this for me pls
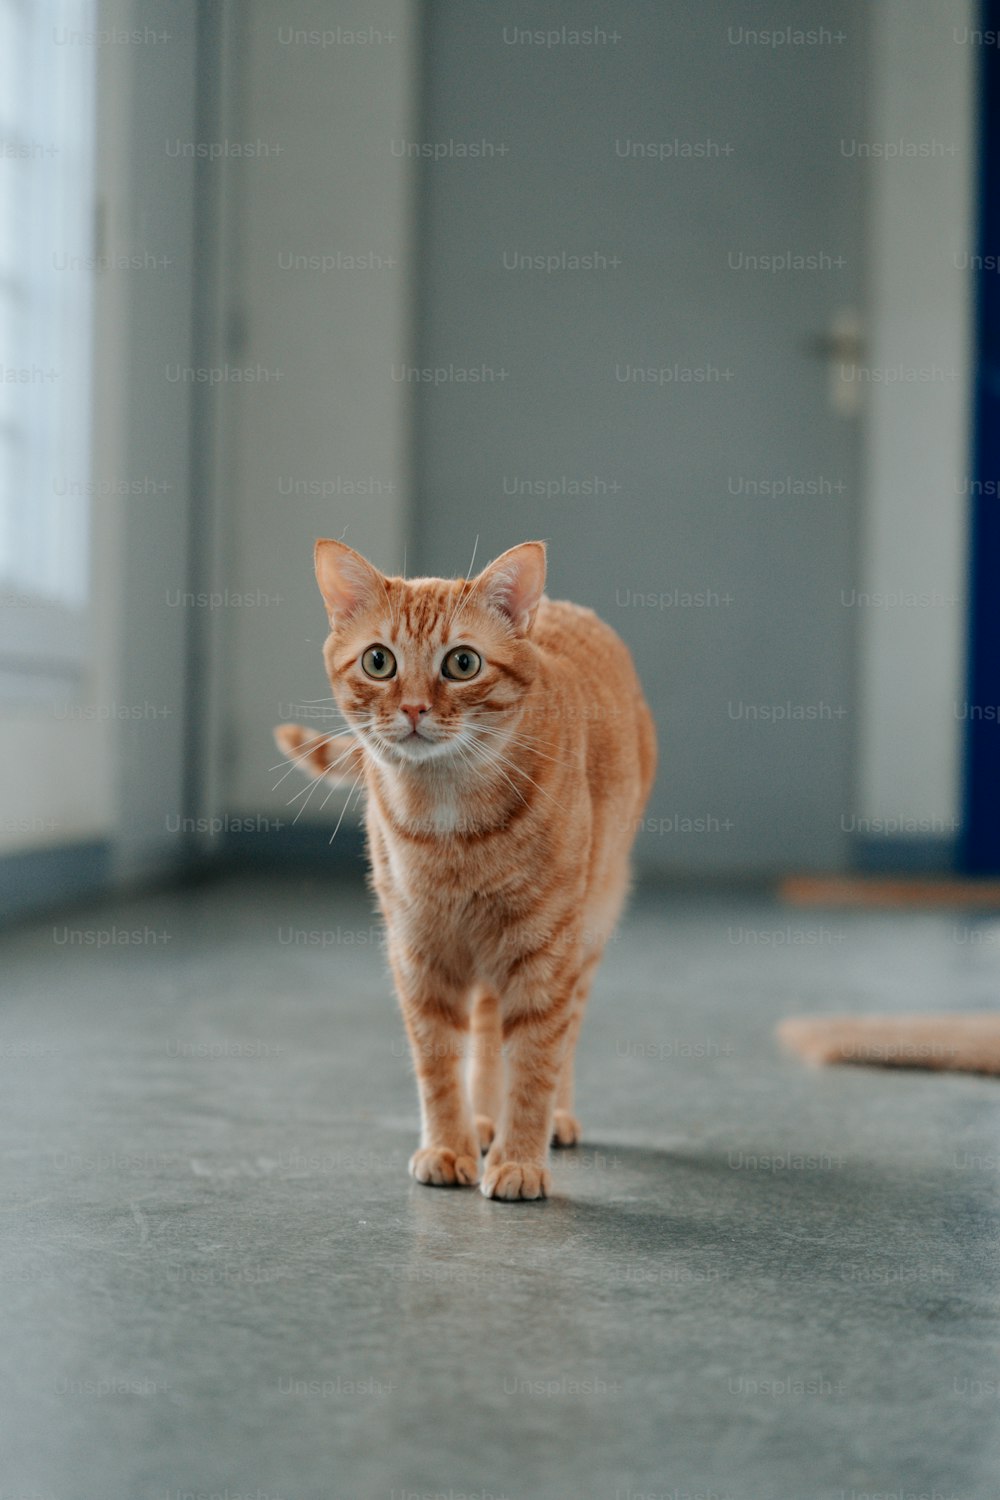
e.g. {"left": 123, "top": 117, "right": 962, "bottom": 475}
{"left": 387, "top": 730, "right": 456, "bottom": 762}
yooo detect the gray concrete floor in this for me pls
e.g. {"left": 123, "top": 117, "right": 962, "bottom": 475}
{"left": 3, "top": 872, "right": 1000, "bottom": 1500}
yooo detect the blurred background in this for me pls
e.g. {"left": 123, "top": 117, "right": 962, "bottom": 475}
{"left": 2, "top": 0, "right": 996, "bottom": 920}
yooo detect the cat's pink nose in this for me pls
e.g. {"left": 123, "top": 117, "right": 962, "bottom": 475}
{"left": 400, "top": 703, "right": 430, "bottom": 729}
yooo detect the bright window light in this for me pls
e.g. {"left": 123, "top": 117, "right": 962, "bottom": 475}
{"left": 0, "top": 0, "right": 96, "bottom": 686}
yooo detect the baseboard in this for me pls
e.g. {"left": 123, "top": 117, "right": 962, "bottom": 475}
{"left": 221, "top": 820, "right": 367, "bottom": 871}
{"left": 0, "top": 828, "right": 959, "bottom": 924}
{"left": 850, "top": 835, "right": 958, "bottom": 875}
{"left": 0, "top": 839, "right": 115, "bottom": 925}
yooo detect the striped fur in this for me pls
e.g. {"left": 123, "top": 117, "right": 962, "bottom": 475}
{"left": 275, "top": 540, "right": 657, "bottom": 1200}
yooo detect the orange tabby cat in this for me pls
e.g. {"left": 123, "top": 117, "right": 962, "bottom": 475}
{"left": 275, "top": 540, "right": 656, "bottom": 1200}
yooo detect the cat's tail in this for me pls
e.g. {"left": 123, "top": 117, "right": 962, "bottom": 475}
{"left": 778, "top": 1015, "right": 1000, "bottom": 1076}
{"left": 273, "top": 723, "right": 364, "bottom": 786}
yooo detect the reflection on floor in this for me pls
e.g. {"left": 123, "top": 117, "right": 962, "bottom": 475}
{"left": 2, "top": 871, "right": 1000, "bottom": 1500}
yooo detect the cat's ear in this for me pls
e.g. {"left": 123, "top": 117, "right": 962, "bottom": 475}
{"left": 314, "top": 539, "right": 385, "bottom": 624}
{"left": 475, "top": 541, "right": 547, "bottom": 634}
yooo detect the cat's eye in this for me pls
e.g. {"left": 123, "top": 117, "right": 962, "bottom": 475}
{"left": 442, "top": 646, "right": 482, "bottom": 681}
{"left": 361, "top": 645, "right": 397, "bottom": 679}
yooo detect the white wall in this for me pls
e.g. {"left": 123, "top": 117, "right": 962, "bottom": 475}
{"left": 857, "top": 0, "right": 974, "bottom": 843}
{"left": 214, "top": 0, "right": 419, "bottom": 826}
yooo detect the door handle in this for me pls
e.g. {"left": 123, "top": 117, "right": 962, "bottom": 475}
{"left": 803, "top": 308, "right": 864, "bottom": 416}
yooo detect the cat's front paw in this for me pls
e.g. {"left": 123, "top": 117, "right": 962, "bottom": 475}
{"left": 481, "top": 1159, "right": 552, "bottom": 1201}
{"left": 551, "top": 1110, "right": 581, "bottom": 1148}
{"left": 409, "top": 1146, "right": 480, "bottom": 1188}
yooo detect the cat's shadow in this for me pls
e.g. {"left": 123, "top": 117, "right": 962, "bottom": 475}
{"left": 539, "top": 1138, "right": 968, "bottom": 1285}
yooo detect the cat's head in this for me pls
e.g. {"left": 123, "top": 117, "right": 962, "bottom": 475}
{"left": 314, "top": 539, "right": 546, "bottom": 766}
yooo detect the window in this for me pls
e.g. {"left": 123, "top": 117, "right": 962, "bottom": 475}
{"left": 0, "top": 0, "right": 96, "bottom": 693}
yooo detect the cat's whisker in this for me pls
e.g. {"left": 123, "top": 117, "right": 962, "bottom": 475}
{"left": 463, "top": 721, "right": 548, "bottom": 761}
{"left": 282, "top": 705, "right": 347, "bottom": 716}
{"left": 289, "top": 775, "right": 327, "bottom": 822}
{"left": 463, "top": 711, "right": 549, "bottom": 746}
{"left": 270, "top": 748, "right": 342, "bottom": 791}
{"left": 471, "top": 719, "right": 569, "bottom": 758}
{"left": 280, "top": 729, "right": 368, "bottom": 799}
{"left": 287, "top": 734, "right": 368, "bottom": 821}
{"left": 319, "top": 739, "right": 370, "bottom": 780}
{"left": 287, "top": 767, "right": 333, "bottom": 810}
{"left": 366, "top": 729, "right": 399, "bottom": 762}
{"left": 373, "top": 566, "right": 399, "bottom": 634}
{"left": 319, "top": 755, "right": 366, "bottom": 814}
{"left": 299, "top": 705, "right": 365, "bottom": 723}
{"left": 454, "top": 732, "right": 532, "bottom": 811}
{"left": 327, "top": 769, "right": 366, "bottom": 843}
{"left": 281, "top": 737, "right": 364, "bottom": 802}
{"left": 480, "top": 757, "right": 531, "bottom": 811}
{"left": 498, "top": 738, "right": 572, "bottom": 769}
{"left": 318, "top": 779, "right": 340, "bottom": 813}
{"left": 269, "top": 727, "right": 355, "bottom": 780}
{"left": 349, "top": 773, "right": 368, "bottom": 815}
{"left": 445, "top": 533, "right": 481, "bottom": 632}
{"left": 466, "top": 718, "right": 577, "bottom": 773}
{"left": 268, "top": 722, "right": 373, "bottom": 786}
{"left": 450, "top": 736, "right": 498, "bottom": 802}
{"left": 272, "top": 764, "right": 308, "bottom": 792}
{"left": 289, "top": 709, "right": 353, "bottom": 721}
{"left": 465, "top": 735, "right": 569, "bottom": 815}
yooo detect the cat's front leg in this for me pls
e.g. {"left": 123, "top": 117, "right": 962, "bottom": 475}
{"left": 469, "top": 986, "right": 502, "bottom": 1152}
{"left": 551, "top": 953, "right": 602, "bottom": 1148}
{"left": 395, "top": 965, "right": 480, "bottom": 1188}
{"left": 481, "top": 985, "right": 576, "bottom": 1202}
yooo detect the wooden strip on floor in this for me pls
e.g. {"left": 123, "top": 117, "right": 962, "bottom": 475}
{"left": 781, "top": 875, "right": 1000, "bottom": 909}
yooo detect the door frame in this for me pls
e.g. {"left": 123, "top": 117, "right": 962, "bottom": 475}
{"left": 961, "top": 0, "right": 1000, "bottom": 873}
